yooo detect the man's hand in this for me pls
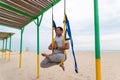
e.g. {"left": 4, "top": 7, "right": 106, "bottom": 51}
{"left": 41, "top": 53, "right": 52, "bottom": 58}
{"left": 48, "top": 41, "right": 58, "bottom": 50}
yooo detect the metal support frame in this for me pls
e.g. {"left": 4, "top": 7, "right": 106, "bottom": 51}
{"left": 8, "top": 33, "right": 12, "bottom": 61}
{"left": 4, "top": 38, "right": 8, "bottom": 60}
{"left": 2, "top": 39, "right": 5, "bottom": 58}
{"left": 34, "top": 14, "right": 43, "bottom": 78}
{"left": 19, "top": 28, "right": 24, "bottom": 68}
{"left": 94, "top": 0, "right": 101, "bottom": 80}
{"left": 51, "top": 5, "right": 55, "bottom": 54}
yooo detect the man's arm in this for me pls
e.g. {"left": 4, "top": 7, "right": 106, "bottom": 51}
{"left": 57, "top": 43, "right": 69, "bottom": 50}
{"left": 48, "top": 43, "right": 52, "bottom": 50}
{"left": 48, "top": 41, "right": 57, "bottom": 50}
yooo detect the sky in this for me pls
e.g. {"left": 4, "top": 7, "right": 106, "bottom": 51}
{"left": 0, "top": 0, "right": 120, "bottom": 52}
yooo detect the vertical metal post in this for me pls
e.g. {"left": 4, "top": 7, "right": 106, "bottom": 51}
{"left": 8, "top": 33, "right": 12, "bottom": 61}
{"left": 52, "top": 6, "right": 55, "bottom": 53}
{"left": 94, "top": 0, "right": 101, "bottom": 80}
{"left": 2, "top": 39, "right": 5, "bottom": 58}
{"left": 52, "top": 20, "right": 55, "bottom": 53}
{"left": 4, "top": 38, "right": 8, "bottom": 60}
{"left": 34, "top": 14, "right": 43, "bottom": 78}
{"left": 36, "top": 21, "right": 40, "bottom": 78}
{"left": 19, "top": 28, "right": 24, "bottom": 68}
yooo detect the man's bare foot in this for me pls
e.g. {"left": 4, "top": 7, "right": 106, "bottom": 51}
{"left": 41, "top": 53, "right": 48, "bottom": 57}
{"left": 60, "top": 63, "right": 65, "bottom": 71}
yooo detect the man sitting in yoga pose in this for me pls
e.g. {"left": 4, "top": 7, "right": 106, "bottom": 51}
{"left": 40, "top": 26, "right": 69, "bottom": 71}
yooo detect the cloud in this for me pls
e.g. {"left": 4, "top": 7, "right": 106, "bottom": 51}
{"left": 101, "top": 33, "right": 120, "bottom": 41}
{"left": 99, "top": 0, "right": 120, "bottom": 21}
{"left": 100, "top": 34, "right": 120, "bottom": 50}
{"left": 72, "top": 34, "right": 94, "bottom": 51}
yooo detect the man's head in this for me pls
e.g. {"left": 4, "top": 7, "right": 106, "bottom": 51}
{"left": 56, "top": 26, "right": 63, "bottom": 36}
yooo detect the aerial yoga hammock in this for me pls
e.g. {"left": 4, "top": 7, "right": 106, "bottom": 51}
{"left": 51, "top": 0, "right": 78, "bottom": 73}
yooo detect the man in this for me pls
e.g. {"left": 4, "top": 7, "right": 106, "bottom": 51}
{"left": 40, "top": 26, "right": 69, "bottom": 71}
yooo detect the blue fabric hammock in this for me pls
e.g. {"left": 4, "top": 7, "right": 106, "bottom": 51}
{"left": 52, "top": 15, "right": 78, "bottom": 73}
{"left": 53, "top": 20, "right": 57, "bottom": 31}
{"left": 65, "top": 14, "right": 78, "bottom": 73}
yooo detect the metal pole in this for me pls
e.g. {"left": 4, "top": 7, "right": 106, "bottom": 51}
{"left": 8, "top": 33, "right": 12, "bottom": 61}
{"left": 35, "top": 14, "right": 43, "bottom": 78}
{"left": 2, "top": 39, "right": 5, "bottom": 58}
{"left": 4, "top": 38, "right": 8, "bottom": 60}
{"left": 52, "top": 6, "right": 55, "bottom": 53}
{"left": 94, "top": 0, "right": 101, "bottom": 80}
{"left": 19, "top": 28, "right": 24, "bottom": 68}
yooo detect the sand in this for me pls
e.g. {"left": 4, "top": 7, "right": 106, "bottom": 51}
{"left": 0, "top": 51, "right": 120, "bottom": 80}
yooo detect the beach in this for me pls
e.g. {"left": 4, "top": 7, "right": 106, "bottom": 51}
{"left": 0, "top": 51, "right": 120, "bottom": 80}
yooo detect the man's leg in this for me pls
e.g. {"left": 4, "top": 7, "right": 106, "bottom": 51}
{"left": 41, "top": 53, "right": 66, "bottom": 71}
{"left": 48, "top": 54, "right": 66, "bottom": 71}
{"left": 40, "top": 57, "right": 57, "bottom": 68}
{"left": 48, "top": 54, "right": 65, "bottom": 62}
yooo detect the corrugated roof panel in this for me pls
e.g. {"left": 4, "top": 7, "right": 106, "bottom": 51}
{"left": 1, "top": 0, "right": 36, "bottom": 16}
{"left": 0, "top": 6, "right": 30, "bottom": 21}
{"left": 0, "top": 32, "right": 14, "bottom": 40}
{"left": 0, "top": 0, "right": 61, "bottom": 29}
{"left": 23, "top": 0, "right": 44, "bottom": 11}
{"left": 0, "top": 18, "right": 22, "bottom": 28}
{"left": 0, "top": 11, "right": 26, "bottom": 24}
